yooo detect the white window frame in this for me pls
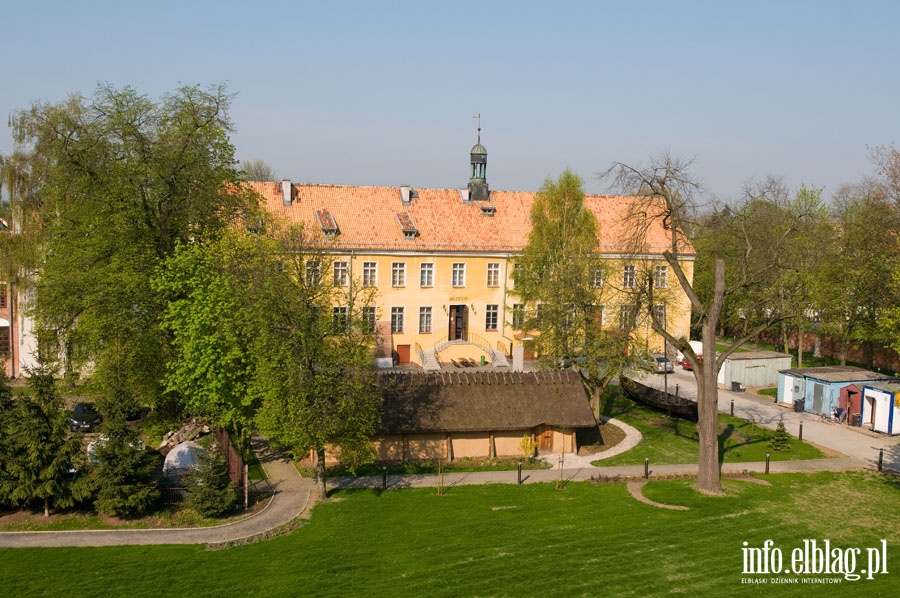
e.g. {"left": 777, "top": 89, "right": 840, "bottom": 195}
{"left": 452, "top": 262, "right": 466, "bottom": 287}
{"left": 485, "top": 304, "right": 499, "bottom": 331}
{"left": 391, "top": 306, "right": 404, "bottom": 333}
{"left": 623, "top": 265, "right": 636, "bottom": 289}
{"left": 332, "top": 306, "right": 348, "bottom": 330}
{"left": 306, "top": 260, "right": 321, "bottom": 285}
{"left": 362, "top": 306, "right": 376, "bottom": 333}
{"left": 486, "top": 262, "right": 500, "bottom": 287}
{"left": 391, "top": 262, "right": 406, "bottom": 287}
{"left": 419, "top": 306, "right": 432, "bottom": 333}
{"left": 362, "top": 262, "right": 377, "bottom": 288}
{"left": 592, "top": 267, "right": 604, "bottom": 288}
{"left": 333, "top": 261, "right": 349, "bottom": 287}
{"left": 420, "top": 263, "right": 434, "bottom": 288}
{"left": 512, "top": 303, "right": 525, "bottom": 328}
{"left": 655, "top": 265, "right": 668, "bottom": 289}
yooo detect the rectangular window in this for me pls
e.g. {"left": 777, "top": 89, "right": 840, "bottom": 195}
{"left": 655, "top": 304, "right": 666, "bottom": 327}
{"left": 512, "top": 303, "right": 525, "bottom": 328}
{"left": 362, "top": 262, "right": 377, "bottom": 288}
{"left": 485, "top": 304, "right": 499, "bottom": 331}
{"left": 391, "top": 307, "right": 404, "bottom": 333}
{"left": 362, "top": 307, "right": 376, "bottom": 333}
{"left": 391, "top": 262, "right": 406, "bottom": 287}
{"left": 332, "top": 306, "right": 348, "bottom": 331}
{"left": 623, "top": 265, "right": 636, "bottom": 289}
{"left": 452, "top": 263, "right": 466, "bottom": 287}
{"left": 0, "top": 326, "right": 9, "bottom": 355}
{"left": 306, "top": 260, "right": 321, "bottom": 285}
{"left": 0, "top": 284, "right": 7, "bottom": 309}
{"left": 420, "top": 263, "right": 434, "bottom": 287}
{"left": 486, "top": 262, "right": 500, "bottom": 287}
{"left": 333, "top": 261, "right": 349, "bottom": 287}
{"left": 512, "top": 262, "right": 522, "bottom": 286}
{"left": 592, "top": 267, "right": 604, "bottom": 288}
{"left": 655, "top": 265, "right": 668, "bottom": 289}
{"left": 620, "top": 305, "right": 636, "bottom": 330}
{"left": 419, "top": 306, "right": 432, "bottom": 333}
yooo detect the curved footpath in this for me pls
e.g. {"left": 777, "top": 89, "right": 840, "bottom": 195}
{"left": 2, "top": 378, "right": 896, "bottom": 547}
{"left": 0, "top": 438, "right": 312, "bottom": 548}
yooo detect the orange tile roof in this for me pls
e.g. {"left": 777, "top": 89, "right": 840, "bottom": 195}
{"left": 247, "top": 182, "right": 693, "bottom": 255}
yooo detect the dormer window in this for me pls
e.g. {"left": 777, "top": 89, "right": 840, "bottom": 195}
{"left": 395, "top": 211, "right": 419, "bottom": 239}
{"left": 316, "top": 210, "right": 339, "bottom": 237}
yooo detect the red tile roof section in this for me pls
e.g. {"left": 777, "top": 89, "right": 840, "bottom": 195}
{"left": 246, "top": 182, "right": 694, "bottom": 255}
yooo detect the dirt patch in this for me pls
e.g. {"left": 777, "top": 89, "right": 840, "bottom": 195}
{"left": 578, "top": 421, "right": 627, "bottom": 456}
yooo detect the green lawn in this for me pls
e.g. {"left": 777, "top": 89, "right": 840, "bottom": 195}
{"left": 1, "top": 471, "right": 896, "bottom": 596}
{"left": 595, "top": 386, "right": 828, "bottom": 467}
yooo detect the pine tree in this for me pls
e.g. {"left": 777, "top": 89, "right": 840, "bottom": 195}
{"left": 769, "top": 418, "right": 792, "bottom": 452}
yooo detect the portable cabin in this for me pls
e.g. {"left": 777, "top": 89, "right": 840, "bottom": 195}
{"left": 776, "top": 366, "right": 896, "bottom": 416}
{"left": 717, "top": 350, "right": 792, "bottom": 389}
{"left": 860, "top": 383, "right": 900, "bottom": 435}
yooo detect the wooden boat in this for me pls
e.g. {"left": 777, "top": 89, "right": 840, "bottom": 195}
{"left": 620, "top": 376, "right": 698, "bottom": 419}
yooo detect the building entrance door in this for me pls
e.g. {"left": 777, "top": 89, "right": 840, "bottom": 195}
{"left": 448, "top": 305, "right": 468, "bottom": 342}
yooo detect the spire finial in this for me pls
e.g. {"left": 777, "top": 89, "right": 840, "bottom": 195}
{"left": 473, "top": 113, "right": 481, "bottom": 143}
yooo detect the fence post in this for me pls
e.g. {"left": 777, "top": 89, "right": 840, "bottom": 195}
{"left": 765, "top": 453, "right": 770, "bottom": 475}
{"left": 644, "top": 457, "right": 649, "bottom": 479}
{"left": 799, "top": 422, "right": 803, "bottom": 443}
{"left": 878, "top": 448, "right": 884, "bottom": 472}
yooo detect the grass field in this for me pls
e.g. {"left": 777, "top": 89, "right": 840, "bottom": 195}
{"left": 594, "top": 386, "right": 828, "bottom": 467}
{"left": 1, "top": 471, "right": 896, "bottom": 596}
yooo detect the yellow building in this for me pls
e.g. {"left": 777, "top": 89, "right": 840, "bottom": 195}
{"left": 249, "top": 140, "right": 694, "bottom": 369}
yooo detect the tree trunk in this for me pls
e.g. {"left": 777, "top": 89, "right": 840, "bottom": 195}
{"left": 315, "top": 446, "right": 327, "bottom": 500}
{"left": 695, "top": 260, "right": 725, "bottom": 494}
{"left": 44, "top": 497, "right": 50, "bottom": 518}
{"left": 797, "top": 327, "right": 804, "bottom": 368}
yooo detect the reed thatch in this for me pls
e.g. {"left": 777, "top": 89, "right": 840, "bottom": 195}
{"left": 379, "top": 370, "right": 597, "bottom": 434}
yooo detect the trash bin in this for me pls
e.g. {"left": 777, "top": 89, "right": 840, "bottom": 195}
{"left": 480, "top": 355, "right": 486, "bottom": 366}
{"left": 731, "top": 381, "right": 745, "bottom": 392}
{"left": 851, "top": 413, "right": 862, "bottom": 427}
{"left": 793, "top": 399, "right": 804, "bottom": 413}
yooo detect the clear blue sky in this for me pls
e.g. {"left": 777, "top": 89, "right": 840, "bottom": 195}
{"left": 2, "top": 0, "right": 897, "bottom": 201}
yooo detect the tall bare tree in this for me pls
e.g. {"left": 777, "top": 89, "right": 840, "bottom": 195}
{"left": 240, "top": 159, "right": 278, "bottom": 182}
{"left": 601, "top": 152, "right": 803, "bottom": 493}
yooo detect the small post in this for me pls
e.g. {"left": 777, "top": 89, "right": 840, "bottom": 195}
{"left": 382, "top": 465, "right": 387, "bottom": 491}
{"left": 644, "top": 457, "right": 649, "bottom": 479}
{"left": 878, "top": 448, "right": 884, "bottom": 472}
{"left": 438, "top": 461, "right": 444, "bottom": 496}
{"left": 730, "top": 399, "right": 734, "bottom": 416}
{"left": 765, "top": 452, "right": 770, "bottom": 475}
{"left": 675, "top": 384, "right": 680, "bottom": 399}
{"left": 556, "top": 455, "right": 563, "bottom": 490}
{"left": 799, "top": 422, "right": 803, "bottom": 443}
{"left": 517, "top": 460, "right": 522, "bottom": 485}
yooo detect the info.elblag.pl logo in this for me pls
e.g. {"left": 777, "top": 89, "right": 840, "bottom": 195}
{"left": 741, "top": 539, "right": 889, "bottom": 583}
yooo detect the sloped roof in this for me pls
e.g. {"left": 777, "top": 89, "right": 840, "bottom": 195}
{"left": 379, "top": 370, "right": 597, "bottom": 433}
{"left": 246, "top": 181, "right": 693, "bottom": 255}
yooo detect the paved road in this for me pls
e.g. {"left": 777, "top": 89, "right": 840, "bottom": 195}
{"left": 634, "top": 368, "right": 900, "bottom": 470}
{"left": 0, "top": 437, "right": 313, "bottom": 548}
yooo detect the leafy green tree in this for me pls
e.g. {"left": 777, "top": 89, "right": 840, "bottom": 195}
{"left": 826, "top": 182, "right": 900, "bottom": 367}
{"left": 251, "top": 225, "right": 381, "bottom": 500}
{"left": 512, "top": 170, "right": 625, "bottom": 407}
{"left": 2, "top": 84, "right": 257, "bottom": 414}
{"left": 153, "top": 232, "right": 262, "bottom": 454}
{"left": 183, "top": 449, "right": 238, "bottom": 517}
{"left": 1, "top": 367, "right": 88, "bottom": 516}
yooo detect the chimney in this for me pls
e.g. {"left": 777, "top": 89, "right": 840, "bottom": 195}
{"left": 281, "top": 179, "right": 292, "bottom": 206}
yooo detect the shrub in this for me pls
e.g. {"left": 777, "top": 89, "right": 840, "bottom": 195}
{"left": 183, "top": 449, "right": 238, "bottom": 518}
{"left": 768, "top": 419, "right": 791, "bottom": 453}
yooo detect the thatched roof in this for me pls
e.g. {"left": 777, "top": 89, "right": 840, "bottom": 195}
{"left": 379, "top": 371, "right": 597, "bottom": 434}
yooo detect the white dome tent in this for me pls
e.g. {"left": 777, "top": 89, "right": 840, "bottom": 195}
{"left": 162, "top": 441, "right": 207, "bottom": 479}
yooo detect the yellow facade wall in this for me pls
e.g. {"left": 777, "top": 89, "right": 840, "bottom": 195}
{"left": 330, "top": 251, "right": 694, "bottom": 366}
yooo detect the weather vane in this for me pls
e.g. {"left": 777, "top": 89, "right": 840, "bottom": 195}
{"left": 473, "top": 113, "right": 481, "bottom": 142}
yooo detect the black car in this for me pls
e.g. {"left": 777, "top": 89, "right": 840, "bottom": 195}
{"left": 70, "top": 402, "right": 101, "bottom": 432}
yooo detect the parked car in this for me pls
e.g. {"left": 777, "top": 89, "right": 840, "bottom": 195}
{"left": 70, "top": 402, "right": 101, "bottom": 432}
{"left": 651, "top": 355, "right": 674, "bottom": 374}
{"left": 681, "top": 355, "right": 702, "bottom": 371}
